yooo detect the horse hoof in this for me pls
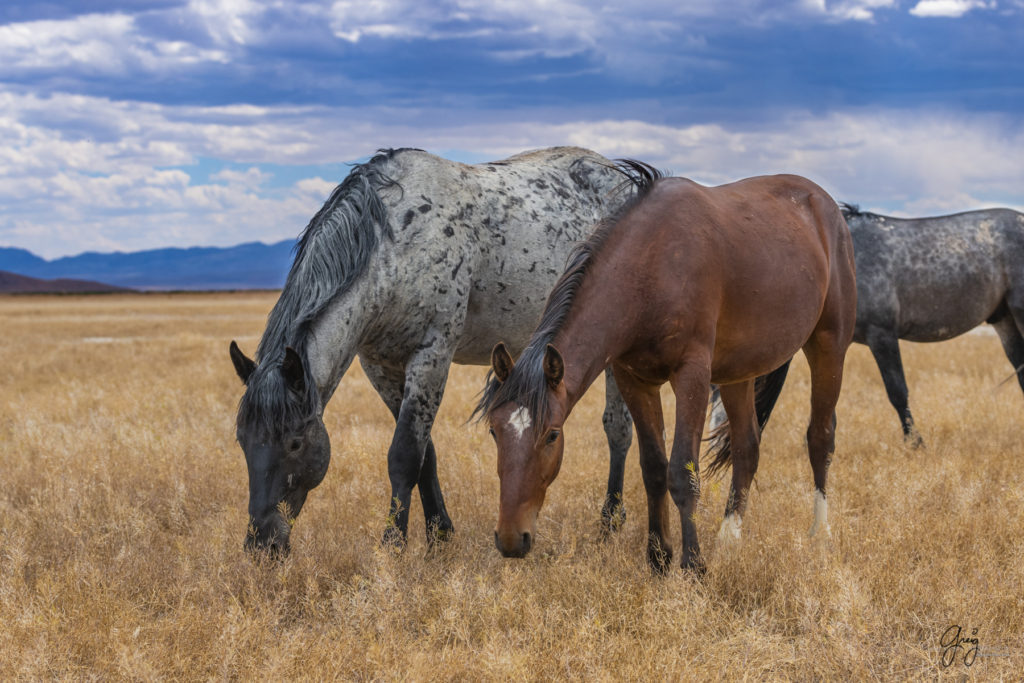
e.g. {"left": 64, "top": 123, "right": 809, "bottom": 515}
{"left": 425, "top": 518, "right": 455, "bottom": 548}
{"left": 808, "top": 522, "right": 831, "bottom": 540}
{"left": 906, "top": 434, "right": 925, "bottom": 449}
{"left": 647, "top": 542, "right": 673, "bottom": 575}
{"left": 599, "top": 501, "right": 626, "bottom": 538}
{"left": 681, "top": 554, "right": 707, "bottom": 576}
{"left": 381, "top": 524, "right": 408, "bottom": 552}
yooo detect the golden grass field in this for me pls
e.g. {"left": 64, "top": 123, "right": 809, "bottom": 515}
{"left": 1, "top": 292, "right": 1022, "bottom": 680}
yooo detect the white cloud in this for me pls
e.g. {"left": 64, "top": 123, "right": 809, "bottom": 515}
{"left": 0, "top": 13, "right": 229, "bottom": 75}
{"left": 210, "top": 167, "right": 273, "bottom": 186}
{"left": 812, "top": 0, "right": 898, "bottom": 21}
{"left": 187, "top": 0, "right": 261, "bottom": 45}
{"left": 1, "top": 91, "right": 1022, "bottom": 258}
{"left": 909, "top": 0, "right": 995, "bottom": 17}
{"left": 324, "top": 0, "right": 890, "bottom": 52}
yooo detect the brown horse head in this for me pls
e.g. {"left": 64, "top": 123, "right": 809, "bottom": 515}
{"left": 486, "top": 342, "right": 569, "bottom": 557}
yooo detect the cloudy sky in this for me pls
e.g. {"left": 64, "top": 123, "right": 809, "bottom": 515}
{"left": 1, "top": 0, "right": 1022, "bottom": 258}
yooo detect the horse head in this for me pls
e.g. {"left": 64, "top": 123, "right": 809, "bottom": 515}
{"left": 230, "top": 341, "right": 330, "bottom": 557}
{"left": 485, "top": 342, "right": 568, "bottom": 558}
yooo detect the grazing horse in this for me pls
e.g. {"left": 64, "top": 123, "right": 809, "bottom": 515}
{"left": 840, "top": 204, "right": 1024, "bottom": 447}
{"left": 229, "top": 147, "right": 636, "bottom": 555}
{"left": 477, "top": 162, "right": 856, "bottom": 572}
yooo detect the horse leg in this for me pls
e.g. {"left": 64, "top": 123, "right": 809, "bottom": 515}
{"left": 611, "top": 366, "right": 672, "bottom": 572}
{"left": 361, "top": 359, "right": 454, "bottom": 547}
{"left": 373, "top": 346, "right": 455, "bottom": 549}
{"left": 667, "top": 362, "right": 712, "bottom": 573}
{"left": 600, "top": 368, "right": 632, "bottom": 536}
{"left": 802, "top": 331, "right": 848, "bottom": 539}
{"left": 714, "top": 380, "right": 759, "bottom": 545}
{"left": 864, "top": 325, "right": 922, "bottom": 447}
{"left": 995, "top": 298, "right": 1024, "bottom": 393}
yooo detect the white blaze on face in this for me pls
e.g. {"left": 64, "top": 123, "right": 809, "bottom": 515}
{"left": 809, "top": 489, "right": 830, "bottom": 538}
{"left": 717, "top": 513, "right": 742, "bottom": 543}
{"left": 508, "top": 406, "right": 532, "bottom": 440}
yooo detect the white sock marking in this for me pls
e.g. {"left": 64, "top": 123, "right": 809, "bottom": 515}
{"left": 718, "top": 513, "right": 742, "bottom": 544}
{"left": 809, "top": 489, "right": 830, "bottom": 538}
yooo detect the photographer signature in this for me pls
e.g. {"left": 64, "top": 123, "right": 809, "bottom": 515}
{"left": 940, "top": 625, "right": 979, "bottom": 667}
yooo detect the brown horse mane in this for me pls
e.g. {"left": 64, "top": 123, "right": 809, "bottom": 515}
{"left": 473, "top": 159, "right": 665, "bottom": 426}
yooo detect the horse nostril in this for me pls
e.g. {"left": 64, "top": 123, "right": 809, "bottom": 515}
{"left": 522, "top": 532, "right": 532, "bottom": 553}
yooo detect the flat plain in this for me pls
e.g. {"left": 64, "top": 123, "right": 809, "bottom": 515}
{"left": 1, "top": 292, "right": 1022, "bottom": 680}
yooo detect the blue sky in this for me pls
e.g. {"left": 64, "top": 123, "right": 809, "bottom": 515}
{"left": 1, "top": 0, "right": 1022, "bottom": 258}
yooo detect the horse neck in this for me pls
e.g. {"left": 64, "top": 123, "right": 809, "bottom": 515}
{"left": 551, "top": 260, "right": 635, "bottom": 411}
{"left": 303, "top": 277, "right": 374, "bottom": 406}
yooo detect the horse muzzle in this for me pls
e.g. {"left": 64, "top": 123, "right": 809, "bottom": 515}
{"left": 244, "top": 514, "right": 291, "bottom": 558}
{"left": 494, "top": 528, "right": 534, "bottom": 558}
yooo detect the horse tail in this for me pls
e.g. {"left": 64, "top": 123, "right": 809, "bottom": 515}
{"left": 704, "top": 359, "right": 792, "bottom": 478}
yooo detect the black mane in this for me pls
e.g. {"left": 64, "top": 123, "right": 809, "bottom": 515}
{"left": 256, "top": 148, "right": 415, "bottom": 364}
{"left": 473, "top": 159, "right": 665, "bottom": 426}
{"left": 838, "top": 202, "right": 879, "bottom": 219}
{"left": 240, "top": 148, "right": 416, "bottom": 438}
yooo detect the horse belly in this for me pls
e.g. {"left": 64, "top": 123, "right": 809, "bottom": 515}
{"left": 896, "top": 269, "right": 1004, "bottom": 342}
{"left": 710, "top": 309, "right": 822, "bottom": 384}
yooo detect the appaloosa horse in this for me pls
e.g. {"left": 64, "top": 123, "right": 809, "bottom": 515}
{"left": 229, "top": 147, "right": 635, "bottom": 554}
{"left": 477, "top": 161, "right": 856, "bottom": 572}
{"left": 840, "top": 203, "right": 1024, "bottom": 447}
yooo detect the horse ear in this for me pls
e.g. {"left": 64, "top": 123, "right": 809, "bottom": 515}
{"left": 491, "top": 342, "right": 514, "bottom": 383}
{"left": 281, "top": 347, "right": 306, "bottom": 395}
{"left": 543, "top": 344, "right": 564, "bottom": 388}
{"left": 229, "top": 340, "right": 256, "bottom": 384}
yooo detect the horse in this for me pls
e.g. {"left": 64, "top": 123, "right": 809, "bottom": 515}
{"left": 837, "top": 203, "right": 1024, "bottom": 447}
{"left": 228, "top": 146, "right": 637, "bottom": 555}
{"left": 476, "top": 161, "right": 857, "bottom": 572}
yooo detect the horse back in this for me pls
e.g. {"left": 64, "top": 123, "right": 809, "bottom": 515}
{"left": 361, "top": 147, "right": 626, "bottom": 363}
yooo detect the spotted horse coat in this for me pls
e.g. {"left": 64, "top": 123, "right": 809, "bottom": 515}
{"left": 841, "top": 203, "right": 1024, "bottom": 446}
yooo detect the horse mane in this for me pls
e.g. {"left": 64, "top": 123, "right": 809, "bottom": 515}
{"left": 256, "top": 148, "right": 415, "bottom": 364}
{"left": 838, "top": 202, "right": 879, "bottom": 220}
{"left": 473, "top": 159, "right": 665, "bottom": 426}
{"left": 240, "top": 148, "right": 415, "bottom": 437}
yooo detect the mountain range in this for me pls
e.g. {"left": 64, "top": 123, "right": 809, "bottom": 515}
{"left": 0, "top": 270, "right": 134, "bottom": 294}
{"left": 0, "top": 240, "right": 295, "bottom": 290}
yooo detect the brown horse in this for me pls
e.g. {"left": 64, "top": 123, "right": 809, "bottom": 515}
{"left": 475, "top": 162, "right": 857, "bottom": 572}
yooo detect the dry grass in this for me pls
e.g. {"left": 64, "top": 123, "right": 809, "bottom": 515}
{"left": 1, "top": 292, "right": 1022, "bottom": 680}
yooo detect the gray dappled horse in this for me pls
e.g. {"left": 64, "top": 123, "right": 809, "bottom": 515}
{"left": 708, "top": 202, "right": 1024, "bottom": 451}
{"left": 840, "top": 203, "right": 1024, "bottom": 446}
{"left": 229, "top": 147, "right": 635, "bottom": 555}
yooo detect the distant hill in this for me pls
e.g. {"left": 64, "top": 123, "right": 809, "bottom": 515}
{"left": 0, "top": 270, "right": 133, "bottom": 294}
{"left": 0, "top": 240, "right": 295, "bottom": 290}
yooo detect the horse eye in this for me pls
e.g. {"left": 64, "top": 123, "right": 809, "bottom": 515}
{"left": 546, "top": 430, "right": 560, "bottom": 446}
{"left": 287, "top": 438, "right": 302, "bottom": 453}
